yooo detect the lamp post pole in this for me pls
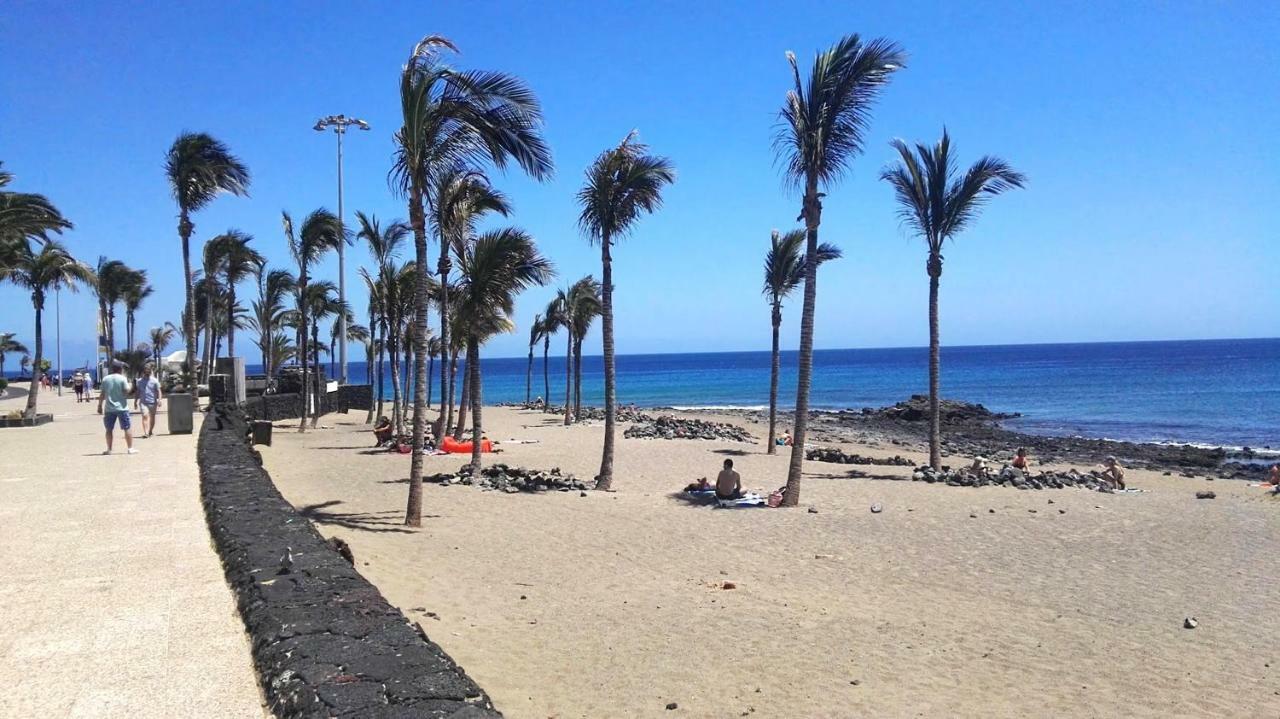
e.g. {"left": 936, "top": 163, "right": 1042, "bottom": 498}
{"left": 313, "top": 114, "right": 369, "bottom": 386}
{"left": 56, "top": 284, "right": 62, "bottom": 396}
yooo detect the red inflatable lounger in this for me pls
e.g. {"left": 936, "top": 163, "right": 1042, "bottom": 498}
{"left": 441, "top": 436, "right": 493, "bottom": 454}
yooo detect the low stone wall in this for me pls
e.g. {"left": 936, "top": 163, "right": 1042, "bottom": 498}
{"left": 198, "top": 404, "right": 501, "bottom": 718}
{"left": 242, "top": 385, "right": 373, "bottom": 423}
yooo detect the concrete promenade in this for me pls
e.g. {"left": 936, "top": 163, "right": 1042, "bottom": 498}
{"left": 0, "top": 384, "right": 266, "bottom": 718}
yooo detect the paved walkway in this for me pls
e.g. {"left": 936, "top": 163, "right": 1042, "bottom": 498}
{"left": 0, "top": 384, "right": 266, "bottom": 718}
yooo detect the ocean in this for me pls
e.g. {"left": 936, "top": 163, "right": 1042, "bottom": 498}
{"left": 279, "top": 338, "right": 1279, "bottom": 449}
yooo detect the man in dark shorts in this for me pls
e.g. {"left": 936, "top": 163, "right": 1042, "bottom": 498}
{"left": 716, "top": 459, "right": 743, "bottom": 500}
{"left": 72, "top": 371, "right": 84, "bottom": 402}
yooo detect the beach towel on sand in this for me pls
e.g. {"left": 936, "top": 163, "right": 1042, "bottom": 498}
{"left": 717, "top": 492, "right": 766, "bottom": 508}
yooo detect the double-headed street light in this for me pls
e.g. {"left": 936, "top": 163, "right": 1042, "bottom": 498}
{"left": 314, "top": 114, "right": 370, "bottom": 385}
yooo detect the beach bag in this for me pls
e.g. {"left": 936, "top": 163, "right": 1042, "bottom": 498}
{"left": 767, "top": 486, "right": 786, "bottom": 508}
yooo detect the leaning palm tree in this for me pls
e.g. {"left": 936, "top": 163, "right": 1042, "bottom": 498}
{"left": 165, "top": 133, "right": 249, "bottom": 387}
{"left": 283, "top": 209, "right": 344, "bottom": 431}
{"left": 762, "top": 230, "right": 842, "bottom": 453}
{"left": 525, "top": 313, "right": 542, "bottom": 404}
{"left": 774, "top": 34, "right": 905, "bottom": 506}
{"left": 880, "top": 129, "right": 1026, "bottom": 469}
{"left": 1, "top": 332, "right": 29, "bottom": 378}
{"left": 567, "top": 276, "right": 602, "bottom": 420}
{"left": 0, "top": 161, "right": 73, "bottom": 248}
{"left": 577, "top": 132, "right": 675, "bottom": 490}
{"left": 392, "top": 33, "right": 552, "bottom": 528}
{"left": 455, "top": 227, "right": 555, "bottom": 468}
{"left": 4, "top": 240, "right": 93, "bottom": 415}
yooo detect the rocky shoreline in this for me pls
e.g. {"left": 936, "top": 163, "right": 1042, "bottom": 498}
{"left": 679, "top": 395, "right": 1271, "bottom": 480}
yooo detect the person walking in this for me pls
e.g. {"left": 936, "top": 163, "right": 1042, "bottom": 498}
{"left": 134, "top": 363, "right": 162, "bottom": 437}
{"left": 97, "top": 360, "right": 136, "bottom": 455}
{"left": 72, "top": 371, "right": 85, "bottom": 402}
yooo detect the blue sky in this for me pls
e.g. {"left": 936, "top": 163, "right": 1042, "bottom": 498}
{"left": 3, "top": 0, "right": 1277, "bottom": 365}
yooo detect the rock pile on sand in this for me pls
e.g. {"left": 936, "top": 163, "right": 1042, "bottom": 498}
{"left": 883, "top": 465, "right": 1119, "bottom": 492}
{"left": 625, "top": 415, "right": 756, "bottom": 443}
{"left": 507, "top": 401, "right": 654, "bottom": 423}
{"left": 858, "top": 395, "right": 1019, "bottom": 424}
{"left": 427, "top": 463, "right": 588, "bottom": 493}
{"left": 806, "top": 446, "right": 914, "bottom": 466}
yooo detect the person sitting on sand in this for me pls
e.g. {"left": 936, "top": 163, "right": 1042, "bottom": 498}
{"left": 373, "top": 416, "right": 393, "bottom": 447}
{"left": 1012, "top": 447, "right": 1030, "bottom": 471}
{"left": 1102, "top": 455, "right": 1126, "bottom": 490}
{"left": 716, "top": 459, "right": 743, "bottom": 500}
{"left": 1266, "top": 463, "right": 1280, "bottom": 486}
{"left": 778, "top": 431, "right": 793, "bottom": 447}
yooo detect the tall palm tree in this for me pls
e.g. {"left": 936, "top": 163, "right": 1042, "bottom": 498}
{"left": 4, "top": 240, "right": 93, "bottom": 415}
{"left": 0, "top": 161, "right": 73, "bottom": 248}
{"left": 541, "top": 296, "right": 559, "bottom": 412}
{"left": 120, "top": 269, "right": 152, "bottom": 355}
{"left": 774, "top": 34, "right": 905, "bottom": 506}
{"left": 392, "top": 34, "right": 552, "bottom": 528}
{"left": 1, "top": 332, "right": 29, "bottom": 377}
{"left": 297, "top": 280, "right": 347, "bottom": 428}
{"left": 577, "top": 132, "right": 675, "bottom": 490}
{"left": 199, "top": 240, "right": 226, "bottom": 379}
{"left": 455, "top": 227, "right": 554, "bottom": 468}
{"left": 568, "top": 276, "right": 602, "bottom": 420}
{"left": 356, "top": 212, "right": 409, "bottom": 422}
{"left": 762, "top": 230, "right": 841, "bottom": 453}
{"left": 552, "top": 286, "right": 574, "bottom": 424}
{"left": 165, "top": 133, "right": 249, "bottom": 387}
{"left": 880, "top": 129, "right": 1026, "bottom": 469}
{"left": 149, "top": 323, "right": 178, "bottom": 368}
{"left": 283, "top": 209, "right": 344, "bottom": 431}
{"left": 207, "top": 230, "right": 263, "bottom": 360}
{"left": 525, "top": 313, "right": 542, "bottom": 404}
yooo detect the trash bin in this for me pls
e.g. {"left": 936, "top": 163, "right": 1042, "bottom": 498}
{"left": 251, "top": 420, "right": 272, "bottom": 446}
{"left": 168, "top": 393, "right": 194, "bottom": 434}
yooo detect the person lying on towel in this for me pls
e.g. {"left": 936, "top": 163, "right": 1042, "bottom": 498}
{"left": 716, "top": 459, "right": 743, "bottom": 500}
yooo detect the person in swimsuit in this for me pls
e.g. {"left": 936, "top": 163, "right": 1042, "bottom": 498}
{"left": 716, "top": 459, "right": 743, "bottom": 500}
{"left": 1012, "top": 447, "right": 1030, "bottom": 471}
{"left": 1101, "top": 455, "right": 1126, "bottom": 490}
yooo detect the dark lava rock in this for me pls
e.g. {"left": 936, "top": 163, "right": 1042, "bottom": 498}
{"left": 1195, "top": 491, "right": 1217, "bottom": 499}
{"left": 426, "top": 463, "right": 588, "bottom": 493}
{"left": 625, "top": 415, "right": 756, "bottom": 443}
{"left": 806, "top": 446, "right": 913, "bottom": 466}
{"left": 666, "top": 701, "right": 679, "bottom": 710}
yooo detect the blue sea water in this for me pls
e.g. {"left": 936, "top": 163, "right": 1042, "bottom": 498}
{"left": 274, "top": 338, "right": 1279, "bottom": 449}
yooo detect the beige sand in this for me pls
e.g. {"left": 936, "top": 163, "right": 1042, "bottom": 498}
{"left": 261, "top": 405, "right": 1279, "bottom": 718}
{"left": 0, "top": 384, "right": 266, "bottom": 718}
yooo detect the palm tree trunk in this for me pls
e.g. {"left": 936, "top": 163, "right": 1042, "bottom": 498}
{"left": 426, "top": 352, "right": 434, "bottom": 409}
{"left": 446, "top": 350, "right": 458, "bottom": 435}
{"left": 376, "top": 318, "right": 386, "bottom": 423}
{"left": 24, "top": 299, "right": 43, "bottom": 417}
{"left": 574, "top": 337, "right": 584, "bottom": 420}
{"left": 596, "top": 240, "right": 617, "bottom": 490}
{"left": 542, "top": 338, "right": 550, "bottom": 411}
{"left": 297, "top": 264, "right": 309, "bottom": 432}
{"left": 928, "top": 259, "right": 942, "bottom": 470}
{"left": 366, "top": 305, "right": 377, "bottom": 424}
{"left": 454, "top": 357, "right": 469, "bottom": 441}
{"left": 402, "top": 336, "right": 412, "bottom": 424}
{"left": 204, "top": 290, "right": 215, "bottom": 382}
{"left": 389, "top": 327, "right": 402, "bottom": 438}
{"left": 767, "top": 304, "right": 781, "bottom": 454}
{"left": 227, "top": 285, "right": 236, "bottom": 359}
{"left": 782, "top": 200, "right": 821, "bottom": 507}
{"left": 180, "top": 213, "right": 197, "bottom": 389}
{"left": 435, "top": 244, "right": 451, "bottom": 445}
{"left": 563, "top": 330, "right": 572, "bottom": 425}
{"left": 468, "top": 336, "right": 483, "bottom": 469}
{"left": 406, "top": 184, "right": 432, "bottom": 526}
{"left": 310, "top": 322, "right": 322, "bottom": 428}
{"left": 526, "top": 347, "right": 533, "bottom": 405}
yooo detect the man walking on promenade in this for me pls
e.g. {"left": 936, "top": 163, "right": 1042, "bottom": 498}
{"left": 134, "top": 363, "right": 162, "bottom": 437}
{"left": 97, "top": 360, "right": 136, "bottom": 455}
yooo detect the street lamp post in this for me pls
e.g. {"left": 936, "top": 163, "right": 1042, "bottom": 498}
{"left": 313, "top": 114, "right": 369, "bottom": 386}
{"left": 55, "top": 284, "right": 62, "bottom": 396}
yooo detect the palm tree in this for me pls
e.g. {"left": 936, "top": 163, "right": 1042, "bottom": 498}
{"left": 165, "top": 133, "right": 250, "bottom": 387}
{"left": 199, "top": 240, "right": 226, "bottom": 379}
{"left": 552, "top": 286, "right": 573, "bottom": 424}
{"left": 577, "top": 132, "right": 676, "bottom": 490}
{"left": 0, "top": 161, "right": 73, "bottom": 247}
{"left": 568, "top": 276, "right": 602, "bottom": 420}
{"left": 392, "top": 34, "right": 552, "bottom": 528}
{"left": 283, "top": 209, "right": 344, "bottom": 431}
{"left": 1, "top": 332, "right": 29, "bottom": 377}
{"left": 455, "top": 228, "right": 554, "bottom": 468}
{"left": 149, "top": 324, "right": 178, "bottom": 367}
{"left": 525, "top": 313, "right": 542, "bottom": 404}
{"left": 4, "top": 240, "right": 93, "bottom": 415}
{"left": 356, "top": 212, "right": 409, "bottom": 423}
{"left": 250, "top": 267, "right": 296, "bottom": 379}
{"left": 880, "top": 129, "right": 1026, "bottom": 469}
{"left": 121, "top": 270, "right": 152, "bottom": 355}
{"left": 774, "top": 34, "right": 905, "bottom": 506}
{"left": 541, "top": 296, "right": 559, "bottom": 412}
{"left": 207, "top": 230, "right": 263, "bottom": 361}
{"left": 268, "top": 332, "right": 296, "bottom": 374}
{"left": 762, "top": 230, "right": 841, "bottom": 453}
{"left": 94, "top": 257, "right": 129, "bottom": 357}
{"left": 297, "top": 281, "right": 347, "bottom": 428}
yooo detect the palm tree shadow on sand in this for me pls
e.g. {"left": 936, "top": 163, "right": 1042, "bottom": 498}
{"left": 296, "top": 500, "right": 420, "bottom": 533}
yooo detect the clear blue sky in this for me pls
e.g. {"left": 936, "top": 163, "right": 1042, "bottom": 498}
{"left": 3, "top": 0, "right": 1277, "bottom": 365}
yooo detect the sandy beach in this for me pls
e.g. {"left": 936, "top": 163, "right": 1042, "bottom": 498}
{"left": 259, "top": 405, "right": 1279, "bottom": 718}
